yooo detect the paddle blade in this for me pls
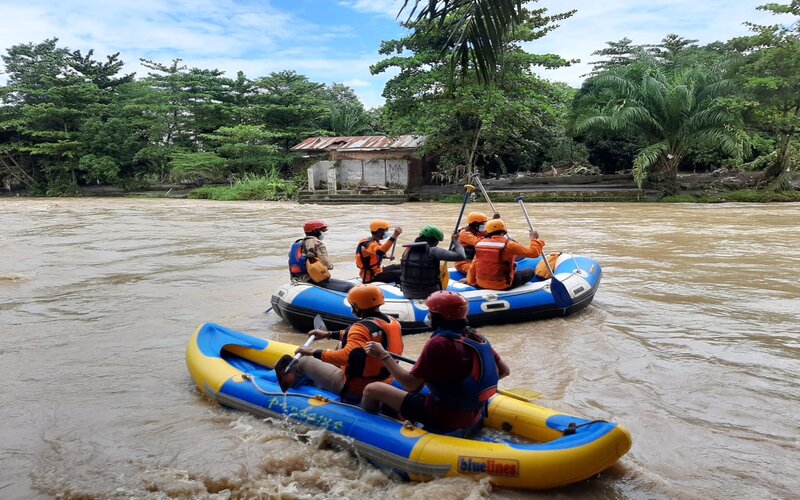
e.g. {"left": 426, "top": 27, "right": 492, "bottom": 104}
{"left": 549, "top": 276, "right": 574, "bottom": 309}
{"left": 440, "top": 262, "right": 450, "bottom": 290}
{"left": 498, "top": 387, "right": 542, "bottom": 402}
{"left": 313, "top": 314, "right": 326, "bottom": 331}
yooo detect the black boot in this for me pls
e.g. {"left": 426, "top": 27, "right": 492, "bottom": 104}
{"left": 274, "top": 355, "right": 300, "bottom": 392}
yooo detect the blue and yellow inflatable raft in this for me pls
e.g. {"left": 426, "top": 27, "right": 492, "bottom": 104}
{"left": 186, "top": 322, "right": 632, "bottom": 490}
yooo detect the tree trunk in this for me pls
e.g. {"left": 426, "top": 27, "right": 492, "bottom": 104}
{"left": 765, "top": 105, "right": 798, "bottom": 190}
{"left": 765, "top": 131, "right": 794, "bottom": 190}
{"left": 659, "top": 156, "right": 681, "bottom": 195}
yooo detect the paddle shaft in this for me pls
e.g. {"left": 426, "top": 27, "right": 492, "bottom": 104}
{"left": 387, "top": 352, "right": 539, "bottom": 401}
{"left": 453, "top": 185, "right": 474, "bottom": 235}
{"left": 471, "top": 173, "right": 498, "bottom": 216}
{"left": 389, "top": 236, "right": 398, "bottom": 260}
{"left": 285, "top": 335, "right": 315, "bottom": 373}
{"left": 515, "top": 197, "right": 556, "bottom": 278}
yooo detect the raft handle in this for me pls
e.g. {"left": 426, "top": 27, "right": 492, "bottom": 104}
{"left": 481, "top": 300, "right": 510, "bottom": 312}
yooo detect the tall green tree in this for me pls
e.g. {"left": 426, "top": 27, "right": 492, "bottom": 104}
{"left": 731, "top": 0, "right": 800, "bottom": 189}
{"left": 400, "top": 0, "right": 525, "bottom": 84}
{"left": 574, "top": 60, "right": 744, "bottom": 194}
{"left": 250, "top": 71, "right": 330, "bottom": 153}
{"left": 0, "top": 39, "right": 133, "bottom": 193}
{"left": 374, "top": 7, "right": 575, "bottom": 181}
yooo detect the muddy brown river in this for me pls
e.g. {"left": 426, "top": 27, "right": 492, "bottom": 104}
{"left": 1, "top": 198, "right": 798, "bottom": 499}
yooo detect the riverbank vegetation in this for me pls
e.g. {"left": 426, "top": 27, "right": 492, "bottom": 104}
{"left": 1, "top": 1, "right": 797, "bottom": 200}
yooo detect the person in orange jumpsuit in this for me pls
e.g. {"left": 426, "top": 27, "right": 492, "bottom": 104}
{"left": 355, "top": 219, "right": 402, "bottom": 283}
{"left": 275, "top": 284, "right": 404, "bottom": 401}
{"left": 466, "top": 219, "right": 545, "bottom": 290}
{"left": 454, "top": 211, "right": 501, "bottom": 274}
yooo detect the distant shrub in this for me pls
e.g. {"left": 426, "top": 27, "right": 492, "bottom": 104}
{"left": 187, "top": 172, "right": 296, "bottom": 201}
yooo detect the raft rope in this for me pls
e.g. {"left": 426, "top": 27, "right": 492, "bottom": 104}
{"left": 241, "top": 373, "right": 421, "bottom": 430}
{"left": 242, "top": 373, "right": 366, "bottom": 411}
{"left": 242, "top": 373, "right": 609, "bottom": 438}
{"left": 562, "top": 420, "right": 608, "bottom": 435}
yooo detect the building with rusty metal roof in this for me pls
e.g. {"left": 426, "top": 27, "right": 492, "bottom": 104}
{"left": 292, "top": 135, "right": 431, "bottom": 197}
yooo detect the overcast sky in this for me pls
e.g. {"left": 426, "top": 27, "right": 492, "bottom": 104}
{"left": 0, "top": 0, "right": 778, "bottom": 108}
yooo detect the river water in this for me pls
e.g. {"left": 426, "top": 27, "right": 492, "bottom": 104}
{"left": 1, "top": 198, "right": 798, "bottom": 499}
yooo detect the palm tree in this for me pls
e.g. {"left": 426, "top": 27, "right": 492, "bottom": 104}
{"left": 399, "top": 0, "right": 523, "bottom": 84}
{"left": 574, "top": 62, "right": 744, "bottom": 194}
{"left": 329, "top": 104, "right": 374, "bottom": 136}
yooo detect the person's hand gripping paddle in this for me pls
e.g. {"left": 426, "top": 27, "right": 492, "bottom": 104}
{"left": 514, "top": 197, "right": 573, "bottom": 309}
{"left": 441, "top": 184, "right": 475, "bottom": 289}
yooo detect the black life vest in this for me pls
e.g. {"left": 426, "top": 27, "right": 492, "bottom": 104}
{"left": 400, "top": 243, "right": 441, "bottom": 299}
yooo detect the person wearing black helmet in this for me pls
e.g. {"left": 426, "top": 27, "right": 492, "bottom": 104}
{"left": 360, "top": 290, "right": 510, "bottom": 434}
{"left": 399, "top": 225, "right": 465, "bottom": 300}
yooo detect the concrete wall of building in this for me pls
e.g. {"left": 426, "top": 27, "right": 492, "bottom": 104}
{"left": 307, "top": 159, "right": 411, "bottom": 189}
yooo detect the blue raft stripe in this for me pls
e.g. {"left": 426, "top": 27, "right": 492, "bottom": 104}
{"left": 196, "top": 322, "right": 269, "bottom": 357}
{"left": 218, "top": 372, "right": 423, "bottom": 459}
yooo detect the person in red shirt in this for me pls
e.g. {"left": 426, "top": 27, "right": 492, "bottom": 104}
{"left": 359, "top": 291, "right": 510, "bottom": 433}
{"left": 355, "top": 219, "right": 403, "bottom": 283}
{"left": 466, "top": 219, "right": 545, "bottom": 290}
{"left": 276, "top": 284, "right": 403, "bottom": 400}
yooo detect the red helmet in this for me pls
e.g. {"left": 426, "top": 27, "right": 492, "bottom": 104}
{"left": 303, "top": 220, "right": 328, "bottom": 234}
{"left": 425, "top": 291, "right": 469, "bottom": 320}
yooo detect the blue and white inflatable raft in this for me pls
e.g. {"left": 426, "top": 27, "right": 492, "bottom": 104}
{"left": 270, "top": 253, "right": 601, "bottom": 334}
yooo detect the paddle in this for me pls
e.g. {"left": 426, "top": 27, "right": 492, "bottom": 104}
{"left": 514, "top": 197, "right": 574, "bottom": 309}
{"left": 441, "top": 184, "right": 475, "bottom": 289}
{"left": 470, "top": 173, "right": 499, "bottom": 217}
{"left": 386, "top": 352, "right": 541, "bottom": 402}
{"left": 284, "top": 314, "right": 325, "bottom": 373}
{"left": 388, "top": 232, "right": 398, "bottom": 261}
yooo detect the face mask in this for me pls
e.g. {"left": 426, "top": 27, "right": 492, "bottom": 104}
{"left": 423, "top": 314, "right": 432, "bottom": 328}
{"left": 478, "top": 224, "right": 486, "bottom": 232}
{"left": 317, "top": 232, "right": 325, "bottom": 240}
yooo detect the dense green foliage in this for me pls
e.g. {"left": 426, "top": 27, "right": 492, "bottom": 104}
{"left": 1, "top": 1, "right": 798, "bottom": 197}
{"left": 0, "top": 41, "right": 372, "bottom": 194}
{"left": 374, "top": 5, "right": 581, "bottom": 182}
{"left": 187, "top": 172, "right": 296, "bottom": 201}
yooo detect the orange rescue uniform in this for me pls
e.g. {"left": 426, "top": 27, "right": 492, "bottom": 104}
{"left": 455, "top": 227, "right": 482, "bottom": 275}
{"left": 467, "top": 235, "right": 545, "bottom": 290}
{"left": 321, "top": 316, "right": 403, "bottom": 395}
{"left": 356, "top": 237, "right": 396, "bottom": 282}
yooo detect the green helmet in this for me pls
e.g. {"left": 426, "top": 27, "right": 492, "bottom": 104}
{"left": 420, "top": 225, "right": 444, "bottom": 241}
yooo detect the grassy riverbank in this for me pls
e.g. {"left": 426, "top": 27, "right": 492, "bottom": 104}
{"left": 438, "top": 189, "right": 800, "bottom": 203}
{"left": 186, "top": 173, "right": 296, "bottom": 201}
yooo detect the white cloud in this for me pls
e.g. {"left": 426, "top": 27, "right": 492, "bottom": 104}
{"left": 337, "top": 0, "right": 402, "bottom": 18}
{"left": 529, "top": 0, "right": 778, "bottom": 86}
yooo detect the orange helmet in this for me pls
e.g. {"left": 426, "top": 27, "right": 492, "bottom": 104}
{"left": 425, "top": 291, "right": 469, "bottom": 320}
{"left": 370, "top": 219, "right": 391, "bottom": 232}
{"left": 347, "top": 284, "right": 385, "bottom": 309}
{"left": 466, "top": 212, "right": 488, "bottom": 225}
{"left": 485, "top": 219, "right": 507, "bottom": 234}
{"left": 303, "top": 220, "right": 328, "bottom": 234}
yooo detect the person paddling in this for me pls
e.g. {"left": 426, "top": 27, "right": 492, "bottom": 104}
{"left": 356, "top": 219, "right": 403, "bottom": 284}
{"left": 359, "top": 291, "right": 510, "bottom": 434}
{"left": 466, "top": 219, "right": 545, "bottom": 290}
{"left": 275, "top": 284, "right": 404, "bottom": 401}
{"left": 399, "top": 225, "right": 465, "bottom": 300}
{"left": 454, "top": 211, "right": 500, "bottom": 274}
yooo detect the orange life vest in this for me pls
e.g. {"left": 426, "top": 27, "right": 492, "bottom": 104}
{"left": 472, "top": 235, "right": 514, "bottom": 290}
{"left": 355, "top": 238, "right": 383, "bottom": 282}
{"left": 341, "top": 315, "right": 404, "bottom": 394}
